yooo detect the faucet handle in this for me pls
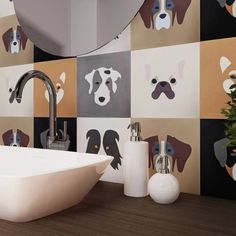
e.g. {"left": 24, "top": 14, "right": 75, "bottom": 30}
{"left": 63, "top": 121, "right": 68, "bottom": 141}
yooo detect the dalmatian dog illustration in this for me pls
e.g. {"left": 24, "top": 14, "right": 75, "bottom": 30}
{"left": 2, "top": 129, "right": 30, "bottom": 147}
{"left": 220, "top": 56, "right": 236, "bottom": 94}
{"left": 144, "top": 135, "right": 192, "bottom": 172}
{"left": 2, "top": 25, "right": 28, "bottom": 54}
{"left": 86, "top": 129, "right": 122, "bottom": 170}
{"left": 145, "top": 61, "right": 184, "bottom": 100}
{"left": 139, "top": 0, "right": 192, "bottom": 30}
{"left": 217, "top": 0, "right": 236, "bottom": 17}
{"left": 45, "top": 72, "right": 66, "bottom": 104}
{"left": 85, "top": 67, "right": 122, "bottom": 106}
{"left": 214, "top": 137, "right": 236, "bottom": 181}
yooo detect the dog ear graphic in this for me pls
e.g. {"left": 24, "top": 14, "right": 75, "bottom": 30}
{"left": 2, "top": 28, "right": 13, "bottom": 52}
{"left": 17, "top": 26, "right": 28, "bottom": 50}
{"left": 103, "top": 130, "right": 122, "bottom": 170}
{"left": 167, "top": 135, "right": 192, "bottom": 172}
{"left": 17, "top": 129, "right": 30, "bottom": 147}
{"left": 139, "top": 0, "right": 155, "bottom": 29}
{"left": 172, "top": 0, "right": 192, "bottom": 25}
{"left": 86, "top": 129, "right": 101, "bottom": 154}
{"left": 2, "top": 130, "right": 13, "bottom": 146}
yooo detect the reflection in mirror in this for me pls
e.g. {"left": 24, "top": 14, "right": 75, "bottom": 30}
{"left": 13, "top": 0, "right": 144, "bottom": 57}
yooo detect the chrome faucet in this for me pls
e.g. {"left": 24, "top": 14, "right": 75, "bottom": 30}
{"left": 10, "top": 70, "right": 70, "bottom": 150}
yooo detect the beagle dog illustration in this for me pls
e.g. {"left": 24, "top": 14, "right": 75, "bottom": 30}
{"left": 145, "top": 61, "right": 184, "bottom": 100}
{"left": 219, "top": 56, "right": 236, "bottom": 94}
{"left": 2, "top": 129, "right": 29, "bottom": 147}
{"left": 144, "top": 135, "right": 192, "bottom": 172}
{"left": 139, "top": 0, "right": 192, "bottom": 30}
{"left": 217, "top": 0, "right": 236, "bottom": 17}
{"left": 86, "top": 129, "right": 122, "bottom": 170}
{"left": 214, "top": 137, "right": 236, "bottom": 181}
{"left": 45, "top": 72, "right": 66, "bottom": 104}
{"left": 85, "top": 67, "right": 122, "bottom": 106}
{"left": 2, "top": 25, "right": 28, "bottom": 54}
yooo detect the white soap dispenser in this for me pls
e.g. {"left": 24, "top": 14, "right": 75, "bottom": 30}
{"left": 148, "top": 140, "right": 180, "bottom": 204}
{"left": 124, "top": 122, "right": 149, "bottom": 197}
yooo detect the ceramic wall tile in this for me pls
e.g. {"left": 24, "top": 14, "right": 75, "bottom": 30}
{"left": 34, "top": 117, "right": 77, "bottom": 152}
{"left": 131, "top": 43, "right": 200, "bottom": 118}
{"left": 34, "top": 58, "right": 77, "bottom": 117}
{"left": 0, "top": 15, "right": 34, "bottom": 67}
{"left": 201, "top": 0, "right": 236, "bottom": 41}
{"left": 77, "top": 118, "right": 130, "bottom": 184}
{"left": 77, "top": 52, "right": 131, "bottom": 117}
{"left": 133, "top": 118, "right": 200, "bottom": 195}
{"left": 131, "top": 0, "right": 200, "bottom": 50}
{"left": 0, "top": 63, "right": 34, "bottom": 117}
{"left": 0, "top": 117, "right": 33, "bottom": 147}
{"left": 200, "top": 37, "right": 236, "bottom": 119}
{"left": 0, "top": 0, "right": 15, "bottom": 18}
{"left": 201, "top": 119, "right": 236, "bottom": 199}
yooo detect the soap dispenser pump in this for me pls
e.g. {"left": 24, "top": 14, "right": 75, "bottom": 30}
{"left": 148, "top": 140, "right": 180, "bottom": 204}
{"left": 123, "top": 122, "right": 149, "bottom": 197}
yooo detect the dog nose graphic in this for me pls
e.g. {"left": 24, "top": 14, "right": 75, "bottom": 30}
{"left": 12, "top": 144, "right": 17, "bottom": 147}
{"left": 99, "top": 97, "right": 105, "bottom": 103}
{"left": 13, "top": 42, "right": 17, "bottom": 46}
{"left": 160, "top": 81, "right": 167, "bottom": 87}
{"left": 160, "top": 13, "right": 167, "bottom": 19}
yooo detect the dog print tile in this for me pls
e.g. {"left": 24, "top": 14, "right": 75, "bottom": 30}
{"left": 34, "top": 58, "right": 77, "bottom": 117}
{"left": 0, "top": 0, "right": 15, "bottom": 18}
{"left": 77, "top": 118, "right": 130, "bottom": 183}
{"left": 200, "top": 37, "right": 236, "bottom": 119}
{"left": 0, "top": 15, "right": 33, "bottom": 67}
{"left": 80, "top": 26, "right": 131, "bottom": 57}
{"left": 132, "top": 118, "right": 200, "bottom": 195}
{"left": 0, "top": 63, "right": 34, "bottom": 117}
{"left": 201, "top": 0, "right": 236, "bottom": 41}
{"left": 77, "top": 52, "right": 131, "bottom": 117}
{"left": 131, "top": 43, "right": 200, "bottom": 118}
{"left": 201, "top": 119, "right": 236, "bottom": 199}
{"left": 34, "top": 118, "right": 77, "bottom": 152}
{"left": 0, "top": 117, "right": 33, "bottom": 147}
{"left": 131, "top": 0, "right": 200, "bottom": 50}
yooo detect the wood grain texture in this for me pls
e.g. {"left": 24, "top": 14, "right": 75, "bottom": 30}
{"left": 0, "top": 182, "right": 235, "bottom": 236}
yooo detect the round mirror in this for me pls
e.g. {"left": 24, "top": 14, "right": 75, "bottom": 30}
{"left": 13, "top": 0, "right": 144, "bottom": 57}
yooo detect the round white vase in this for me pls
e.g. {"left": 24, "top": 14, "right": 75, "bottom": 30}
{"left": 148, "top": 173, "right": 180, "bottom": 204}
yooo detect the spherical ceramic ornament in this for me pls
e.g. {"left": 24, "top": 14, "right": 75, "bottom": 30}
{"left": 148, "top": 173, "right": 180, "bottom": 204}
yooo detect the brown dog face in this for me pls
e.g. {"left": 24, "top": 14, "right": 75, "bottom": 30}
{"left": 217, "top": 0, "right": 236, "bottom": 17}
{"left": 144, "top": 135, "right": 192, "bottom": 172}
{"left": 2, "top": 129, "right": 29, "bottom": 147}
{"left": 139, "top": 0, "right": 192, "bottom": 30}
{"left": 2, "top": 25, "right": 28, "bottom": 54}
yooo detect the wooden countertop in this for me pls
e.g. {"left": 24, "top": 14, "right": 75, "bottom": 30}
{"left": 1, "top": 182, "right": 235, "bottom": 236}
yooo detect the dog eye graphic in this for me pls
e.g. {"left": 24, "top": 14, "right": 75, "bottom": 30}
{"left": 105, "top": 80, "right": 110, "bottom": 85}
{"left": 151, "top": 78, "right": 158, "bottom": 85}
{"left": 95, "top": 81, "right": 100, "bottom": 85}
{"left": 94, "top": 145, "right": 99, "bottom": 149}
{"left": 9, "top": 88, "right": 13, "bottom": 93}
{"left": 230, "top": 74, "right": 236, "bottom": 80}
{"left": 166, "top": 0, "right": 174, "bottom": 10}
{"left": 170, "top": 78, "right": 177, "bottom": 85}
{"left": 16, "top": 32, "right": 21, "bottom": 40}
{"left": 152, "top": 1, "right": 160, "bottom": 14}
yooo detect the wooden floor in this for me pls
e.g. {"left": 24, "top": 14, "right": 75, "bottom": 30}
{"left": 0, "top": 182, "right": 236, "bottom": 236}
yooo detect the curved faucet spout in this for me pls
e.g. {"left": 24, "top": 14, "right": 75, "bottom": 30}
{"left": 13, "top": 70, "right": 57, "bottom": 141}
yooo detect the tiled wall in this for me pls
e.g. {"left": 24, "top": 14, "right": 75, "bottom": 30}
{"left": 1, "top": 0, "right": 236, "bottom": 199}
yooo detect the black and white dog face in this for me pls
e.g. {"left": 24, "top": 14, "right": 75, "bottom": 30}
{"left": 86, "top": 129, "right": 122, "bottom": 170}
{"left": 85, "top": 67, "right": 121, "bottom": 106}
{"left": 2, "top": 25, "right": 28, "bottom": 54}
{"left": 217, "top": 0, "right": 236, "bottom": 17}
{"left": 2, "top": 129, "right": 29, "bottom": 147}
{"left": 220, "top": 56, "right": 236, "bottom": 94}
{"left": 145, "top": 61, "right": 184, "bottom": 100}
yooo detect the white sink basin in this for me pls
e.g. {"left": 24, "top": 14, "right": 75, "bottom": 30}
{"left": 0, "top": 145, "right": 112, "bottom": 222}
